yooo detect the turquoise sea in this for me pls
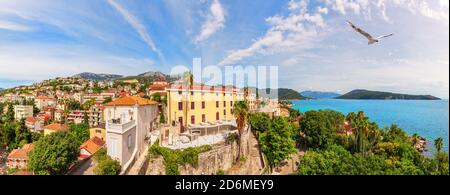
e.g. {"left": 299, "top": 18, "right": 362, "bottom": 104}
{"left": 292, "top": 99, "right": 449, "bottom": 152}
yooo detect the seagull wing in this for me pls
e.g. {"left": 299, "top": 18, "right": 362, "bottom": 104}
{"left": 347, "top": 20, "right": 373, "bottom": 41}
{"left": 376, "top": 33, "right": 394, "bottom": 40}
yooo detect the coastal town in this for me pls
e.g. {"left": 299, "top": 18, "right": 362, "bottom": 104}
{"left": 0, "top": 73, "right": 294, "bottom": 175}
{"left": 0, "top": 0, "right": 448, "bottom": 176}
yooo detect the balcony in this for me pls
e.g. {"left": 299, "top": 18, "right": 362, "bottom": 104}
{"left": 107, "top": 119, "right": 136, "bottom": 133}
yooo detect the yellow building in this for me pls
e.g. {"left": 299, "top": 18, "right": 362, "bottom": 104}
{"left": 166, "top": 84, "right": 249, "bottom": 132}
{"left": 89, "top": 127, "right": 106, "bottom": 141}
{"left": 43, "top": 123, "right": 68, "bottom": 135}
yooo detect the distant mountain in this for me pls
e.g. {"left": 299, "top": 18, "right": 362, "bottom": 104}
{"left": 336, "top": 89, "right": 441, "bottom": 100}
{"left": 137, "top": 71, "right": 167, "bottom": 78}
{"left": 257, "top": 88, "right": 310, "bottom": 100}
{"left": 73, "top": 72, "right": 123, "bottom": 81}
{"left": 117, "top": 71, "right": 180, "bottom": 84}
{"left": 301, "top": 90, "right": 341, "bottom": 99}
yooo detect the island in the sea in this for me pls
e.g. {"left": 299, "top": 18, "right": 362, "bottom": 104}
{"left": 336, "top": 89, "right": 441, "bottom": 100}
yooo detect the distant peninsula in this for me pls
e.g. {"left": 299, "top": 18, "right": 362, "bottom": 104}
{"left": 256, "top": 88, "right": 310, "bottom": 100}
{"left": 336, "top": 89, "right": 441, "bottom": 100}
{"left": 300, "top": 90, "right": 341, "bottom": 99}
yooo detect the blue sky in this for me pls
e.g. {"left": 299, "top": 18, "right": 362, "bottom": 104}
{"left": 0, "top": 0, "right": 448, "bottom": 98}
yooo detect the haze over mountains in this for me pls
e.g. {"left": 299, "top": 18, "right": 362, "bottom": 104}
{"left": 72, "top": 72, "right": 124, "bottom": 81}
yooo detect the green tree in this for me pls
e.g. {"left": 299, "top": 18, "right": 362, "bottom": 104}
{"left": 83, "top": 112, "right": 89, "bottom": 126}
{"left": 82, "top": 99, "right": 95, "bottom": 110}
{"left": 151, "top": 92, "right": 162, "bottom": 103}
{"left": 159, "top": 112, "right": 166, "bottom": 124}
{"left": 259, "top": 116, "right": 296, "bottom": 168}
{"left": 5, "top": 104, "right": 14, "bottom": 122}
{"left": 249, "top": 112, "right": 271, "bottom": 134}
{"left": 14, "top": 119, "right": 31, "bottom": 147}
{"left": 434, "top": 137, "right": 443, "bottom": 153}
{"left": 232, "top": 101, "right": 249, "bottom": 161}
{"left": 68, "top": 100, "right": 82, "bottom": 110}
{"left": 299, "top": 110, "right": 338, "bottom": 149}
{"left": 28, "top": 132, "right": 80, "bottom": 175}
{"left": 93, "top": 148, "right": 121, "bottom": 175}
{"left": 1, "top": 122, "right": 16, "bottom": 149}
{"left": 102, "top": 97, "right": 112, "bottom": 104}
{"left": 94, "top": 157, "right": 121, "bottom": 175}
{"left": 69, "top": 123, "right": 90, "bottom": 145}
{"left": 0, "top": 102, "right": 4, "bottom": 115}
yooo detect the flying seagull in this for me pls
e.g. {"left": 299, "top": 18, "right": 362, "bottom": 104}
{"left": 346, "top": 20, "right": 394, "bottom": 45}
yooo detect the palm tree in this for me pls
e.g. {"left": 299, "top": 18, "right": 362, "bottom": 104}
{"left": 434, "top": 137, "right": 443, "bottom": 153}
{"left": 232, "top": 100, "right": 249, "bottom": 161}
{"left": 355, "top": 111, "right": 369, "bottom": 157}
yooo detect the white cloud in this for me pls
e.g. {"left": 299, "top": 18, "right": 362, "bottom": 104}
{"left": 324, "top": 0, "right": 449, "bottom": 22}
{"left": 218, "top": 0, "right": 327, "bottom": 66}
{"left": 107, "top": 0, "right": 164, "bottom": 60}
{"left": 195, "top": 0, "right": 226, "bottom": 43}
{"left": 0, "top": 43, "right": 155, "bottom": 82}
{"left": 0, "top": 20, "right": 30, "bottom": 31}
{"left": 318, "top": 7, "right": 329, "bottom": 15}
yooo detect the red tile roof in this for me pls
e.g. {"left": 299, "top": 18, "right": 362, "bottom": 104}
{"left": 8, "top": 144, "right": 34, "bottom": 160}
{"left": 149, "top": 84, "right": 168, "bottom": 91}
{"left": 44, "top": 123, "right": 68, "bottom": 132}
{"left": 13, "top": 170, "right": 34, "bottom": 175}
{"left": 80, "top": 137, "right": 105, "bottom": 155}
{"left": 25, "top": 116, "right": 37, "bottom": 123}
{"left": 104, "top": 96, "right": 157, "bottom": 106}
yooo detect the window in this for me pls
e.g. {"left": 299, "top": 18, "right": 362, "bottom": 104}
{"left": 230, "top": 109, "right": 233, "bottom": 114}
{"left": 96, "top": 129, "right": 102, "bottom": 134}
{"left": 127, "top": 134, "right": 132, "bottom": 149}
{"left": 178, "top": 102, "right": 183, "bottom": 110}
{"left": 202, "top": 114, "right": 206, "bottom": 123}
{"left": 191, "top": 91, "right": 194, "bottom": 96}
{"left": 216, "top": 112, "right": 220, "bottom": 120}
{"left": 216, "top": 101, "right": 219, "bottom": 108}
{"left": 223, "top": 109, "right": 226, "bottom": 116}
{"left": 191, "top": 102, "right": 195, "bottom": 110}
{"left": 223, "top": 101, "right": 226, "bottom": 107}
{"left": 191, "top": 115, "right": 195, "bottom": 124}
{"left": 201, "top": 101, "right": 205, "bottom": 109}
{"left": 178, "top": 117, "right": 183, "bottom": 125}
{"left": 178, "top": 91, "right": 182, "bottom": 95}
{"left": 230, "top": 101, "right": 233, "bottom": 107}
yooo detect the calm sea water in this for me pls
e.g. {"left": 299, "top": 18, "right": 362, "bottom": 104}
{"left": 292, "top": 99, "right": 449, "bottom": 152}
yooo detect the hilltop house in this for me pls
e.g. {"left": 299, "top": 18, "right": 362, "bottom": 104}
{"left": 13, "top": 105, "right": 33, "bottom": 121}
{"left": 79, "top": 136, "right": 105, "bottom": 160}
{"left": 7, "top": 144, "right": 34, "bottom": 170}
{"left": 25, "top": 116, "right": 44, "bottom": 133}
{"left": 104, "top": 96, "right": 159, "bottom": 172}
{"left": 44, "top": 123, "right": 68, "bottom": 135}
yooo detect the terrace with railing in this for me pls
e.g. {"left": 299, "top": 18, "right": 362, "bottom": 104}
{"left": 107, "top": 118, "right": 136, "bottom": 133}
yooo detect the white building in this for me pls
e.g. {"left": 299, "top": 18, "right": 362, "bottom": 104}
{"left": 14, "top": 105, "right": 33, "bottom": 121}
{"left": 104, "top": 96, "right": 159, "bottom": 172}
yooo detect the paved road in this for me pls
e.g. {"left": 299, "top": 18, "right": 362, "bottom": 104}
{"left": 70, "top": 158, "right": 96, "bottom": 175}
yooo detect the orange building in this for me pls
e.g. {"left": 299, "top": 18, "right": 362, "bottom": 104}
{"left": 7, "top": 144, "right": 34, "bottom": 170}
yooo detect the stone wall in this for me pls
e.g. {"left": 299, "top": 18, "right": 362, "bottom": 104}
{"left": 146, "top": 131, "right": 254, "bottom": 175}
